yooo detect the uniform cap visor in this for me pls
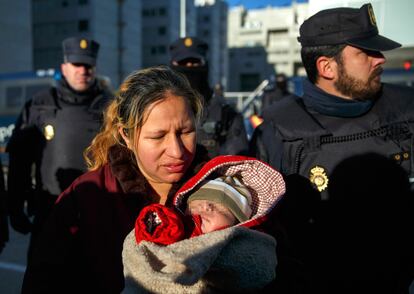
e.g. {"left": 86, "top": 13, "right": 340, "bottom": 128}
{"left": 172, "top": 51, "right": 204, "bottom": 63}
{"left": 65, "top": 54, "right": 96, "bottom": 66}
{"left": 347, "top": 34, "right": 401, "bottom": 51}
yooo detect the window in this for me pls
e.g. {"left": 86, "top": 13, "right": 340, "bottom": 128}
{"left": 150, "top": 46, "right": 157, "bottom": 55}
{"left": 158, "top": 46, "right": 166, "bottom": 54}
{"left": 159, "top": 7, "right": 166, "bottom": 16}
{"left": 244, "top": 62, "right": 253, "bottom": 68}
{"left": 158, "top": 26, "right": 166, "bottom": 35}
{"left": 78, "top": 20, "right": 89, "bottom": 32}
{"left": 62, "top": 0, "right": 68, "bottom": 7}
{"left": 247, "top": 51, "right": 262, "bottom": 57}
{"left": 78, "top": 0, "right": 88, "bottom": 5}
{"left": 240, "top": 73, "right": 261, "bottom": 91}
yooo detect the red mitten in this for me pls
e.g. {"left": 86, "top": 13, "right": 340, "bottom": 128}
{"left": 134, "top": 204, "right": 186, "bottom": 245}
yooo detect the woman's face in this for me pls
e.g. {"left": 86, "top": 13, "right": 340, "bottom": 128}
{"left": 127, "top": 92, "right": 197, "bottom": 186}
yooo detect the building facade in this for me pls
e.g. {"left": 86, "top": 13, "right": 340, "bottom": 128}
{"left": 0, "top": 0, "right": 32, "bottom": 73}
{"left": 195, "top": 0, "right": 228, "bottom": 88}
{"left": 227, "top": 3, "right": 308, "bottom": 91}
{"left": 32, "top": 0, "right": 141, "bottom": 87}
{"left": 141, "top": 0, "right": 196, "bottom": 68}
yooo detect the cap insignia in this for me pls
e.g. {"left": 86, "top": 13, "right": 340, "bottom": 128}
{"left": 184, "top": 38, "right": 193, "bottom": 47}
{"left": 367, "top": 4, "right": 377, "bottom": 27}
{"left": 80, "top": 39, "right": 88, "bottom": 49}
{"left": 309, "top": 165, "right": 329, "bottom": 192}
{"left": 44, "top": 124, "right": 55, "bottom": 141}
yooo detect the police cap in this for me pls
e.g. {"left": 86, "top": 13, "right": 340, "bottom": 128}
{"left": 169, "top": 37, "right": 208, "bottom": 64}
{"left": 62, "top": 37, "right": 100, "bottom": 66}
{"left": 298, "top": 3, "right": 401, "bottom": 51}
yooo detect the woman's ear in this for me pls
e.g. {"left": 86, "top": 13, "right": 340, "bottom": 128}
{"left": 118, "top": 126, "right": 132, "bottom": 149}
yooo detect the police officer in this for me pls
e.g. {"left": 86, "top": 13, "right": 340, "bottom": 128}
{"left": 169, "top": 37, "right": 248, "bottom": 157}
{"left": 250, "top": 4, "right": 414, "bottom": 292}
{"left": 7, "top": 37, "right": 112, "bottom": 259}
{"left": 261, "top": 73, "right": 291, "bottom": 111}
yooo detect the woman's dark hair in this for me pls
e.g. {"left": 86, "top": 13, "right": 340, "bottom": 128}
{"left": 85, "top": 65, "right": 203, "bottom": 170}
{"left": 301, "top": 44, "right": 347, "bottom": 83}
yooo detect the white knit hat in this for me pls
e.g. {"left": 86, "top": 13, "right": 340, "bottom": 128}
{"left": 187, "top": 176, "right": 252, "bottom": 222}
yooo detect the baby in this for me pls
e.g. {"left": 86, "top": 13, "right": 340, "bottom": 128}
{"left": 134, "top": 175, "right": 252, "bottom": 245}
{"left": 123, "top": 155, "right": 285, "bottom": 293}
{"left": 186, "top": 175, "right": 252, "bottom": 233}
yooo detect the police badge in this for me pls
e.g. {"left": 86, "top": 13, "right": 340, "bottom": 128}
{"left": 309, "top": 165, "right": 329, "bottom": 192}
{"left": 44, "top": 124, "right": 55, "bottom": 140}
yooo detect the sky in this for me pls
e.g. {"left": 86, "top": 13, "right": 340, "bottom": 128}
{"left": 225, "top": 0, "right": 308, "bottom": 9}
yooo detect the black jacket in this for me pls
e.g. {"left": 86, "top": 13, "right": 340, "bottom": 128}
{"left": 251, "top": 83, "right": 414, "bottom": 192}
{"left": 250, "top": 82, "right": 414, "bottom": 293}
{"left": 21, "top": 145, "right": 207, "bottom": 294}
{"left": 6, "top": 78, "right": 112, "bottom": 230}
{"left": 197, "top": 94, "right": 248, "bottom": 157}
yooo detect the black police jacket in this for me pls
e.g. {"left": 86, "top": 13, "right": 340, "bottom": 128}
{"left": 251, "top": 83, "right": 414, "bottom": 200}
{"left": 197, "top": 94, "right": 248, "bottom": 158}
{"left": 6, "top": 79, "right": 112, "bottom": 214}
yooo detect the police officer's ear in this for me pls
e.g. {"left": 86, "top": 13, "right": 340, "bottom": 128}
{"left": 118, "top": 126, "right": 132, "bottom": 149}
{"left": 61, "top": 63, "right": 69, "bottom": 78}
{"left": 316, "top": 56, "right": 337, "bottom": 81}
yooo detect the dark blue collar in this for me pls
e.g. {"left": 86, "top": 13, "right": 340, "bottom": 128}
{"left": 302, "top": 79, "right": 374, "bottom": 117}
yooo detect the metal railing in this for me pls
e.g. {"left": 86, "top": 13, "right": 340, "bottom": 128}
{"left": 223, "top": 79, "right": 269, "bottom": 118}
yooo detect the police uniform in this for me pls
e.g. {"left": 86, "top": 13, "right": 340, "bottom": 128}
{"left": 256, "top": 82, "right": 414, "bottom": 199}
{"left": 250, "top": 5, "right": 414, "bottom": 292}
{"left": 6, "top": 37, "right": 112, "bottom": 258}
{"left": 251, "top": 3, "right": 409, "bottom": 199}
{"left": 169, "top": 37, "right": 249, "bottom": 158}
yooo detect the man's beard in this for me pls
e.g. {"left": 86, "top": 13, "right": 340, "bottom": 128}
{"left": 334, "top": 63, "right": 383, "bottom": 101}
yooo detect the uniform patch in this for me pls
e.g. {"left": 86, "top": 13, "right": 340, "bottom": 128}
{"left": 309, "top": 165, "right": 329, "bottom": 192}
{"left": 44, "top": 124, "right": 55, "bottom": 140}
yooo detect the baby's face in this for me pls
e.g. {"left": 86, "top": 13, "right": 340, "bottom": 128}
{"left": 187, "top": 200, "right": 237, "bottom": 233}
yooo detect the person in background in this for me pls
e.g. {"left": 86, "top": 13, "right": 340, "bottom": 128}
{"left": 6, "top": 37, "right": 112, "bottom": 260}
{"left": 21, "top": 66, "right": 207, "bottom": 293}
{"left": 250, "top": 3, "right": 414, "bottom": 293}
{"left": 169, "top": 37, "right": 249, "bottom": 157}
{"left": 261, "top": 73, "right": 291, "bottom": 110}
{"left": 249, "top": 73, "right": 292, "bottom": 152}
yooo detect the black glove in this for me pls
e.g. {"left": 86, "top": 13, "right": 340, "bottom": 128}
{"left": 9, "top": 211, "right": 32, "bottom": 234}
